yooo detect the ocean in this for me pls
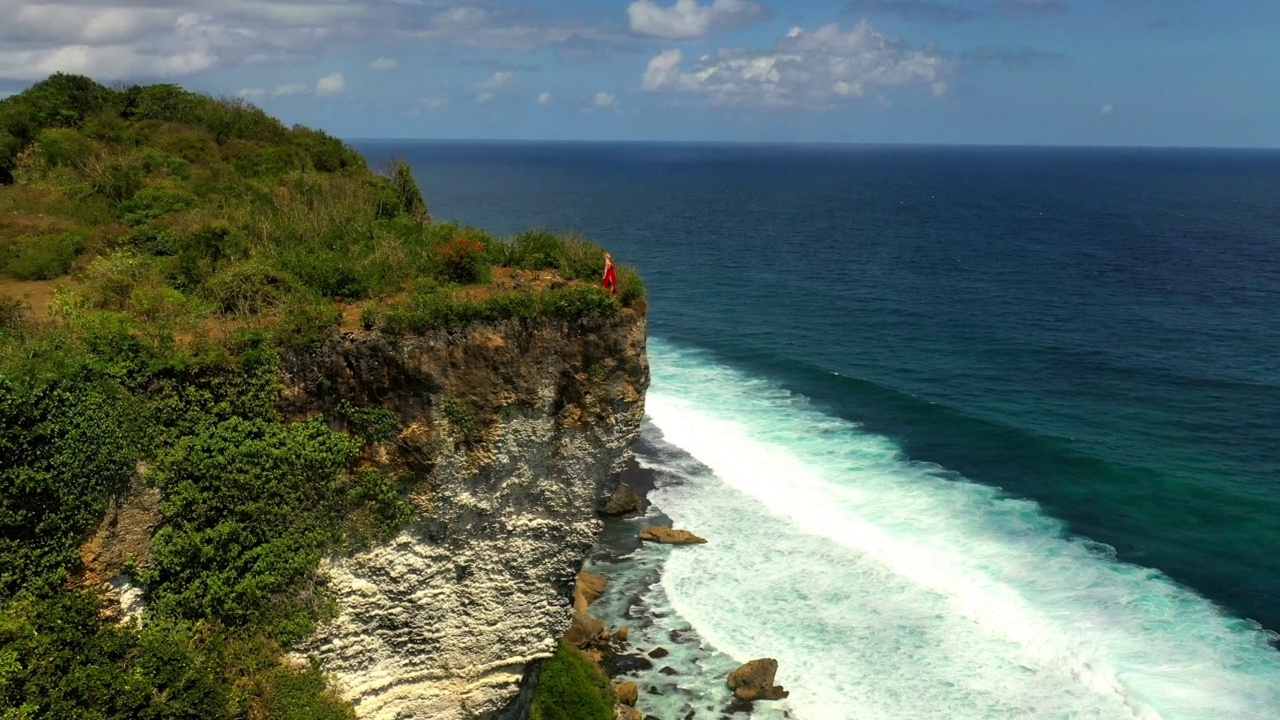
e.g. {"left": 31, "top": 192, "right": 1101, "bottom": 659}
{"left": 354, "top": 141, "right": 1280, "bottom": 719}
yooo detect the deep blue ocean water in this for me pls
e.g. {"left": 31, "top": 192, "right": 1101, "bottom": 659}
{"left": 356, "top": 141, "right": 1280, "bottom": 719}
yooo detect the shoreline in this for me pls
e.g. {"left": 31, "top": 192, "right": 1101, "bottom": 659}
{"left": 582, "top": 432, "right": 796, "bottom": 719}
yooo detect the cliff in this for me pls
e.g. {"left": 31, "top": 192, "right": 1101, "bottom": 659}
{"left": 0, "top": 74, "right": 648, "bottom": 719}
{"left": 282, "top": 308, "right": 648, "bottom": 719}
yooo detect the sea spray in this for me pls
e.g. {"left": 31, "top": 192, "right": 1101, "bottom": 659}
{"left": 617, "top": 338, "right": 1280, "bottom": 720}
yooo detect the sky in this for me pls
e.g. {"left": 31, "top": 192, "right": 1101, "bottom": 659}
{"left": 0, "top": 1, "right": 1277, "bottom": 147}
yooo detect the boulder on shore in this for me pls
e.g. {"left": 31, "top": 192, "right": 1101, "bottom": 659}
{"left": 726, "top": 658, "right": 789, "bottom": 702}
{"left": 565, "top": 570, "right": 609, "bottom": 647}
{"left": 614, "top": 681, "right": 639, "bottom": 707}
{"left": 638, "top": 526, "right": 707, "bottom": 545}
{"left": 602, "top": 483, "right": 643, "bottom": 515}
{"left": 575, "top": 570, "right": 608, "bottom": 610}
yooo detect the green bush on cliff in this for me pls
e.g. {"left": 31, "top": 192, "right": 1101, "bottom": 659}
{"left": 0, "top": 374, "right": 143, "bottom": 599}
{"left": 0, "top": 73, "right": 646, "bottom": 718}
{"left": 0, "top": 592, "right": 355, "bottom": 720}
{"left": 530, "top": 641, "right": 615, "bottom": 720}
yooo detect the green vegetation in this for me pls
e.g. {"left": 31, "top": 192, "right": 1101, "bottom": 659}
{"left": 529, "top": 641, "right": 616, "bottom": 720}
{"left": 0, "top": 74, "right": 644, "bottom": 718}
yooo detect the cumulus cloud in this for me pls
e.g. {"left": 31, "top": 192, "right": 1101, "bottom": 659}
{"left": 272, "top": 82, "right": 308, "bottom": 96}
{"left": 0, "top": 1, "right": 634, "bottom": 82}
{"left": 642, "top": 22, "right": 951, "bottom": 108}
{"left": 538, "top": 91, "right": 552, "bottom": 104}
{"left": 484, "top": 70, "right": 514, "bottom": 89}
{"left": 0, "top": 1, "right": 375, "bottom": 81}
{"left": 315, "top": 72, "right": 346, "bottom": 97}
{"left": 237, "top": 87, "right": 266, "bottom": 98}
{"left": 592, "top": 91, "right": 616, "bottom": 107}
{"left": 628, "top": 0, "right": 769, "bottom": 40}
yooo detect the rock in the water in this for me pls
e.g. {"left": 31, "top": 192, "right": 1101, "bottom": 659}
{"left": 659, "top": 665, "right": 678, "bottom": 676}
{"left": 602, "top": 482, "right": 642, "bottom": 515}
{"left": 605, "top": 654, "right": 654, "bottom": 676}
{"left": 726, "top": 658, "right": 789, "bottom": 702}
{"left": 565, "top": 612, "right": 605, "bottom": 648}
{"left": 638, "top": 526, "right": 707, "bottom": 545}
{"left": 576, "top": 570, "right": 608, "bottom": 608}
{"left": 647, "top": 647, "right": 669, "bottom": 659}
{"left": 614, "top": 681, "right": 639, "bottom": 706}
{"left": 565, "top": 570, "right": 610, "bottom": 647}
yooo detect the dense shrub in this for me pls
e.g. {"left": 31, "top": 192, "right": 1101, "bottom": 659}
{"left": 144, "top": 417, "right": 361, "bottom": 639}
{"left": 529, "top": 641, "right": 615, "bottom": 720}
{"left": 120, "top": 179, "right": 197, "bottom": 225}
{"left": 0, "top": 375, "right": 141, "bottom": 600}
{"left": 0, "top": 231, "right": 86, "bottom": 280}
{"left": 374, "top": 284, "right": 618, "bottom": 336}
{"left": 437, "top": 235, "right": 491, "bottom": 285}
{"left": 0, "top": 593, "right": 231, "bottom": 719}
{"left": 205, "top": 260, "right": 300, "bottom": 315}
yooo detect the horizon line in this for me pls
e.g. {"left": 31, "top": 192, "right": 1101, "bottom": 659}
{"left": 343, "top": 137, "right": 1280, "bottom": 152}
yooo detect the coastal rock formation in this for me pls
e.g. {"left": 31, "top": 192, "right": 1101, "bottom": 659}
{"left": 614, "top": 681, "right": 638, "bottom": 706}
{"left": 639, "top": 526, "right": 707, "bottom": 545}
{"left": 285, "top": 310, "right": 649, "bottom": 720}
{"left": 566, "top": 571, "right": 609, "bottom": 648}
{"left": 601, "top": 482, "right": 642, "bottom": 515}
{"left": 727, "top": 658, "right": 789, "bottom": 702}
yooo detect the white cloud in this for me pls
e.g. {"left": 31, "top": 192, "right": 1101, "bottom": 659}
{"left": 315, "top": 72, "right": 346, "bottom": 97}
{"left": 0, "top": 1, "right": 371, "bottom": 81}
{"left": 537, "top": 91, "right": 552, "bottom": 105}
{"left": 641, "top": 21, "right": 951, "bottom": 108}
{"left": 0, "top": 2, "right": 630, "bottom": 82}
{"left": 418, "top": 97, "right": 450, "bottom": 110}
{"left": 476, "top": 91, "right": 495, "bottom": 103}
{"left": 272, "top": 82, "right": 308, "bottom": 97}
{"left": 484, "top": 70, "right": 514, "bottom": 89}
{"left": 592, "top": 91, "right": 616, "bottom": 108}
{"left": 628, "top": 0, "right": 768, "bottom": 40}
{"left": 1101, "top": 103, "right": 1114, "bottom": 115}
{"left": 643, "top": 48, "right": 685, "bottom": 91}
{"left": 237, "top": 87, "right": 266, "bottom": 98}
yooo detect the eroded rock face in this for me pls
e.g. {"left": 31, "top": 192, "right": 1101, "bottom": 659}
{"left": 601, "top": 482, "right": 642, "bottom": 516}
{"left": 75, "top": 467, "right": 159, "bottom": 623}
{"left": 284, "top": 310, "right": 648, "bottom": 720}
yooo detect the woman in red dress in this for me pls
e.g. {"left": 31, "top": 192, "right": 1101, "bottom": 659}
{"left": 601, "top": 252, "right": 618, "bottom": 296}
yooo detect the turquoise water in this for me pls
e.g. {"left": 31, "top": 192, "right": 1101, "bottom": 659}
{"left": 357, "top": 142, "right": 1280, "bottom": 718}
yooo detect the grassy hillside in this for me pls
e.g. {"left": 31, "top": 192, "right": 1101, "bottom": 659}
{"left": 0, "top": 74, "right": 643, "bottom": 718}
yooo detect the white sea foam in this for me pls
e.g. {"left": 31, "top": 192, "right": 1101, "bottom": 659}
{"left": 640, "top": 338, "right": 1280, "bottom": 720}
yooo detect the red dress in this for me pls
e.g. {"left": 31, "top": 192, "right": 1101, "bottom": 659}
{"left": 602, "top": 264, "right": 617, "bottom": 295}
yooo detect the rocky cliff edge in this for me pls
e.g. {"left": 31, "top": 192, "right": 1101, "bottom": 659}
{"left": 281, "top": 307, "right": 648, "bottom": 719}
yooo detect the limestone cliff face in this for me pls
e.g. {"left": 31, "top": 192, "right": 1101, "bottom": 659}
{"left": 281, "top": 308, "right": 648, "bottom": 720}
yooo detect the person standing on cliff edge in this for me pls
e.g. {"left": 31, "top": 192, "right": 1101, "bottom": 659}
{"left": 602, "top": 252, "right": 618, "bottom": 296}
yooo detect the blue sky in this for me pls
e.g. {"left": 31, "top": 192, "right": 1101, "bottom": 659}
{"left": 0, "top": 1, "right": 1277, "bottom": 147}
